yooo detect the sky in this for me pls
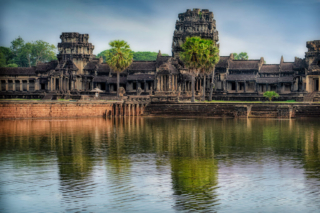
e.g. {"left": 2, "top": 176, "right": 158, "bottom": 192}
{"left": 0, "top": 0, "right": 319, "bottom": 64}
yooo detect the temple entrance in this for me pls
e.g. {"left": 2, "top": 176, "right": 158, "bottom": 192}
{"left": 56, "top": 79, "right": 59, "bottom": 90}
{"left": 314, "top": 79, "right": 319, "bottom": 91}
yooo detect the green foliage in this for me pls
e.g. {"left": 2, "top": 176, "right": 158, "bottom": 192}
{"left": 106, "top": 40, "right": 133, "bottom": 97}
{"left": 1, "top": 37, "right": 57, "bottom": 67}
{"left": 233, "top": 52, "right": 249, "bottom": 60}
{"left": 0, "top": 51, "right": 6, "bottom": 67}
{"left": 97, "top": 50, "right": 168, "bottom": 62}
{"left": 6, "top": 63, "right": 18, "bottom": 67}
{"left": 106, "top": 40, "right": 133, "bottom": 73}
{"left": 180, "top": 36, "right": 203, "bottom": 76}
{"left": 263, "top": 91, "right": 279, "bottom": 101}
{"left": 0, "top": 46, "right": 14, "bottom": 66}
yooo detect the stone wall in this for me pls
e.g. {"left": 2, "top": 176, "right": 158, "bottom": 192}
{"left": 0, "top": 102, "right": 113, "bottom": 119}
{"left": 144, "top": 102, "right": 320, "bottom": 118}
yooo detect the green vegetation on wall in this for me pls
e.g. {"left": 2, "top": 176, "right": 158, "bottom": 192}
{"left": 97, "top": 50, "right": 169, "bottom": 62}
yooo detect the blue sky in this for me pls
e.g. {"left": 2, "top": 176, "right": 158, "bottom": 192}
{"left": 0, "top": 0, "right": 319, "bottom": 63}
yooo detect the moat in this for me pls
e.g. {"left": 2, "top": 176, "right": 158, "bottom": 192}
{"left": 1, "top": 117, "right": 320, "bottom": 212}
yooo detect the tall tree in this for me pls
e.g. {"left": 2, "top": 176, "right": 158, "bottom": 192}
{"left": 32, "top": 40, "right": 56, "bottom": 65}
{"left": 106, "top": 40, "right": 133, "bottom": 97}
{"left": 180, "top": 37, "right": 203, "bottom": 103}
{"left": 10, "top": 36, "right": 28, "bottom": 67}
{"left": 233, "top": 52, "right": 249, "bottom": 60}
{"left": 0, "top": 52, "right": 6, "bottom": 67}
{"left": 199, "top": 39, "right": 220, "bottom": 101}
{"left": 0, "top": 47, "right": 14, "bottom": 66}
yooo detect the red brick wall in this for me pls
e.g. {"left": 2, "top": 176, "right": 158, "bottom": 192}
{"left": 0, "top": 102, "right": 113, "bottom": 119}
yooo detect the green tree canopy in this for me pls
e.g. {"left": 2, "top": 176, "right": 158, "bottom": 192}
{"left": 199, "top": 39, "right": 220, "bottom": 100}
{"left": 0, "top": 37, "right": 57, "bottom": 68}
{"left": 180, "top": 36, "right": 205, "bottom": 102}
{"left": 97, "top": 50, "right": 168, "bottom": 62}
{"left": 106, "top": 40, "right": 133, "bottom": 97}
{"left": 233, "top": 52, "right": 249, "bottom": 60}
{"left": 263, "top": 91, "right": 279, "bottom": 101}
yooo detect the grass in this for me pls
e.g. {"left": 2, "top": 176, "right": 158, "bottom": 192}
{"left": 0, "top": 98, "right": 41, "bottom": 101}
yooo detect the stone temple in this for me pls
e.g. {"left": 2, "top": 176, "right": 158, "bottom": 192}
{"left": 0, "top": 8, "right": 320, "bottom": 101}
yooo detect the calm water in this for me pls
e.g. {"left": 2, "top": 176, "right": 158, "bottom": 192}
{"left": 0, "top": 117, "right": 320, "bottom": 213}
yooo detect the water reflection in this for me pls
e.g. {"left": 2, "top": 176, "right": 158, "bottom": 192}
{"left": 0, "top": 118, "right": 320, "bottom": 212}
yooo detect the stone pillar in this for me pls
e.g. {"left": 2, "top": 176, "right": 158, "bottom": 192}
{"left": 318, "top": 77, "right": 320, "bottom": 92}
{"left": 277, "top": 83, "right": 281, "bottom": 94}
{"left": 136, "top": 104, "right": 139, "bottom": 116}
{"left": 169, "top": 75, "right": 172, "bottom": 91}
{"left": 132, "top": 104, "right": 135, "bottom": 116}
{"left": 19, "top": 80, "right": 23, "bottom": 91}
{"left": 128, "top": 104, "right": 131, "bottom": 116}
{"left": 244, "top": 81, "right": 247, "bottom": 93}
{"left": 5, "top": 80, "right": 8, "bottom": 91}
{"left": 235, "top": 81, "right": 238, "bottom": 93}
{"left": 27, "top": 80, "right": 29, "bottom": 91}
{"left": 196, "top": 79, "right": 198, "bottom": 91}
{"left": 266, "top": 84, "right": 269, "bottom": 91}
{"left": 156, "top": 77, "right": 159, "bottom": 91}
{"left": 13, "top": 80, "right": 16, "bottom": 91}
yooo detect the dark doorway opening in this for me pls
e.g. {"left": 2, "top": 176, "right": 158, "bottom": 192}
{"left": 56, "top": 79, "right": 59, "bottom": 90}
{"left": 314, "top": 79, "right": 319, "bottom": 91}
{"left": 141, "top": 82, "right": 145, "bottom": 90}
{"left": 231, "top": 82, "right": 236, "bottom": 90}
{"left": 41, "top": 83, "right": 45, "bottom": 90}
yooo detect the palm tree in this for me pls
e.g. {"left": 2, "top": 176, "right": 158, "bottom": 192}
{"left": 202, "top": 40, "right": 219, "bottom": 101}
{"left": 180, "top": 37, "right": 203, "bottom": 102}
{"left": 106, "top": 40, "right": 133, "bottom": 97}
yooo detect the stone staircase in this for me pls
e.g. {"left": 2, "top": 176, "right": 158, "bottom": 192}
{"left": 303, "top": 91, "right": 317, "bottom": 102}
{"left": 42, "top": 92, "right": 56, "bottom": 100}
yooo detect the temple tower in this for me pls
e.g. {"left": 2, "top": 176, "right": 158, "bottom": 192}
{"left": 57, "top": 33, "right": 95, "bottom": 74}
{"left": 171, "top": 8, "right": 219, "bottom": 58}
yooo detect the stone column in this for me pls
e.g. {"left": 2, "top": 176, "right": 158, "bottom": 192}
{"left": 5, "top": 80, "right": 8, "bottom": 91}
{"left": 20, "top": 80, "right": 23, "bottom": 91}
{"left": 169, "top": 75, "right": 172, "bottom": 91}
{"left": 128, "top": 104, "right": 131, "bottom": 116}
{"left": 318, "top": 77, "right": 320, "bottom": 92}
{"left": 244, "top": 81, "right": 247, "bottom": 93}
{"left": 266, "top": 84, "right": 269, "bottom": 91}
{"left": 144, "top": 80, "right": 147, "bottom": 92}
{"left": 235, "top": 81, "right": 238, "bottom": 93}
{"left": 156, "top": 77, "right": 159, "bottom": 91}
{"left": 13, "top": 80, "right": 16, "bottom": 91}
{"left": 27, "top": 80, "right": 29, "bottom": 91}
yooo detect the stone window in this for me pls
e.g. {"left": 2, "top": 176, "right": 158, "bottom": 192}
{"left": 15, "top": 80, "right": 20, "bottom": 91}
{"left": 8, "top": 80, "right": 13, "bottom": 90}
{"left": 23, "top": 81, "right": 28, "bottom": 91}
{"left": 1, "top": 80, "right": 5, "bottom": 91}
{"left": 29, "top": 80, "right": 35, "bottom": 91}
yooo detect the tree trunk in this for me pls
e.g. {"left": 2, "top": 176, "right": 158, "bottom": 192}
{"left": 203, "top": 75, "right": 206, "bottom": 101}
{"left": 191, "top": 75, "right": 195, "bottom": 103}
{"left": 209, "top": 69, "right": 215, "bottom": 101}
{"left": 117, "top": 72, "right": 120, "bottom": 97}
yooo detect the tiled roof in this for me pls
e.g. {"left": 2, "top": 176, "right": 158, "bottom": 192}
{"left": 260, "top": 64, "right": 279, "bottom": 73}
{"left": 278, "top": 76, "right": 293, "bottom": 82}
{"left": 226, "top": 74, "right": 256, "bottom": 81}
{"left": 97, "top": 63, "right": 111, "bottom": 73}
{"left": 256, "top": 77, "right": 278, "bottom": 84}
{"left": 93, "top": 76, "right": 108, "bottom": 82}
{"left": 36, "top": 61, "right": 58, "bottom": 72}
{"left": 127, "top": 74, "right": 155, "bottom": 81}
{"left": 107, "top": 77, "right": 127, "bottom": 84}
{"left": 128, "top": 61, "right": 156, "bottom": 70}
{"left": 229, "top": 60, "right": 260, "bottom": 70}
{"left": 215, "top": 56, "right": 229, "bottom": 68}
{"left": 280, "top": 62, "right": 294, "bottom": 72}
{"left": 0, "top": 67, "right": 36, "bottom": 76}
{"left": 84, "top": 61, "right": 99, "bottom": 70}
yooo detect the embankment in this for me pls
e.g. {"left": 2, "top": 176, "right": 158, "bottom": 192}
{"left": 0, "top": 102, "right": 114, "bottom": 119}
{"left": 143, "top": 102, "right": 320, "bottom": 118}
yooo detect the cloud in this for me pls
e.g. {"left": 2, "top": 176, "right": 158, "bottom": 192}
{"left": 0, "top": 0, "right": 318, "bottom": 63}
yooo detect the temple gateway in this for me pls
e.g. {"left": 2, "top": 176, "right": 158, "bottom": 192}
{"left": 1, "top": 9, "right": 320, "bottom": 101}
